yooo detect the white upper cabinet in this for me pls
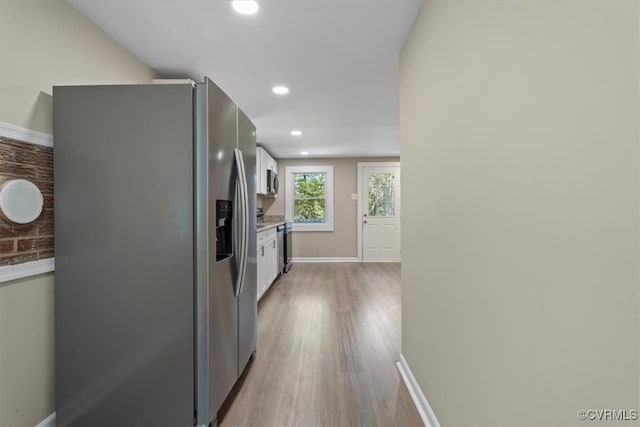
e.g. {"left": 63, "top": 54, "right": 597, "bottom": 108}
{"left": 257, "top": 147, "right": 265, "bottom": 194}
{"left": 256, "top": 147, "right": 278, "bottom": 195}
{"left": 265, "top": 151, "right": 277, "bottom": 172}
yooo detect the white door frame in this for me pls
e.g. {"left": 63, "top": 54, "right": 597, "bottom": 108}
{"left": 357, "top": 161, "right": 401, "bottom": 261}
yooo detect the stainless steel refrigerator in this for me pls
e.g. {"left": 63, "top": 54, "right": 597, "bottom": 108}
{"left": 53, "top": 77, "right": 257, "bottom": 427}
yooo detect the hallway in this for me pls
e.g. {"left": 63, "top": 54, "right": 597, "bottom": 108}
{"left": 220, "top": 263, "right": 421, "bottom": 427}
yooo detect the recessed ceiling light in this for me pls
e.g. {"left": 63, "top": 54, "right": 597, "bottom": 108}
{"left": 272, "top": 86, "right": 289, "bottom": 95}
{"left": 291, "top": 130, "right": 302, "bottom": 136}
{"left": 231, "top": 0, "right": 259, "bottom": 15}
{"left": 301, "top": 151, "right": 309, "bottom": 155}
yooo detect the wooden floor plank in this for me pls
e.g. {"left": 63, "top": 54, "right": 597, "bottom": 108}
{"left": 220, "top": 262, "right": 422, "bottom": 427}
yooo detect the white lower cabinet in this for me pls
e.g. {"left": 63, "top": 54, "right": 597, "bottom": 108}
{"left": 257, "top": 227, "right": 280, "bottom": 301}
{"left": 266, "top": 237, "right": 278, "bottom": 284}
{"left": 257, "top": 243, "right": 266, "bottom": 299}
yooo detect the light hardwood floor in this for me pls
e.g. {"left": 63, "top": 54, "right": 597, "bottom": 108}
{"left": 220, "top": 262, "right": 423, "bottom": 427}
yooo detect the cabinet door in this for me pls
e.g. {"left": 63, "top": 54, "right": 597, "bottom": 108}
{"left": 256, "top": 147, "right": 264, "bottom": 195}
{"left": 263, "top": 238, "right": 272, "bottom": 287}
{"left": 263, "top": 243, "right": 270, "bottom": 292}
{"left": 258, "top": 147, "right": 268, "bottom": 195}
{"left": 261, "top": 149, "right": 270, "bottom": 194}
{"left": 266, "top": 239, "right": 273, "bottom": 284}
{"left": 266, "top": 153, "right": 277, "bottom": 173}
{"left": 257, "top": 244, "right": 266, "bottom": 299}
{"left": 268, "top": 238, "right": 278, "bottom": 283}
{"left": 273, "top": 237, "right": 280, "bottom": 279}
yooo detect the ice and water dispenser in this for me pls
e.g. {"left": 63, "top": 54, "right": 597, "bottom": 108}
{"left": 216, "top": 200, "right": 232, "bottom": 261}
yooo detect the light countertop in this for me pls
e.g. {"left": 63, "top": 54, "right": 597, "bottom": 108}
{"left": 256, "top": 221, "right": 285, "bottom": 232}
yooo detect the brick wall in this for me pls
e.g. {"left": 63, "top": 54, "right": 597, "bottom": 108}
{"left": 0, "top": 137, "right": 54, "bottom": 266}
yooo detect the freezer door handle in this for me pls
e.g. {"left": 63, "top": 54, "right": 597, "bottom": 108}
{"left": 234, "top": 148, "right": 249, "bottom": 297}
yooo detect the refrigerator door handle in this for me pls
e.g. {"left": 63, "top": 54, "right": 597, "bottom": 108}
{"left": 234, "top": 148, "right": 249, "bottom": 297}
{"left": 239, "top": 148, "right": 249, "bottom": 295}
{"left": 234, "top": 176, "right": 243, "bottom": 297}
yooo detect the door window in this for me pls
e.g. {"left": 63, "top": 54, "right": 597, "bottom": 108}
{"left": 367, "top": 173, "right": 395, "bottom": 217}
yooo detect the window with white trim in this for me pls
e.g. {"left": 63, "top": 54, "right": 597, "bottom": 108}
{"left": 285, "top": 165, "right": 334, "bottom": 232}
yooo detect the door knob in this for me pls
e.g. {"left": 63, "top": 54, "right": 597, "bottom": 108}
{"left": 363, "top": 220, "right": 368, "bottom": 224}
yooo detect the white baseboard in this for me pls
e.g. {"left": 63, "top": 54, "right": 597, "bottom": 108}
{"left": 34, "top": 358, "right": 431, "bottom": 427}
{"left": 291, "top": 257, "right": 360, "bottom": 263}
{"left": 0, "top": 122, "right": 53, "bottom": 147}
{"left": 0, "top": 258, "right": 55, "bottom": 284}
{"left": 396, "top": 353, "right": 441, "bottom": 427}
{"left": 35, "top": 412, "right": 55, "bottom": 427}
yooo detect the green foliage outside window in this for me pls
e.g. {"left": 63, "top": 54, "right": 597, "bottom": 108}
{"left": 294, "top": 173, "right": 326, "bottom": 223}
{"left": 368, "top": 173, "right": 395, "bottom": 217}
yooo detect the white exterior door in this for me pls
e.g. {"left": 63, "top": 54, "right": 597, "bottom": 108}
{"left": 360, "top": 164, "right": 401, "bottom": 261}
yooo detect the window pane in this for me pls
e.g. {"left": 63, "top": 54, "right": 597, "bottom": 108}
{"left": 294, "top": 173, "right": 325, "bottom": 199}
{"left": 294, "top": 199, "right": 326, "bottom": 223}
{"left": 368, "top": 173, "right": 395, "bottom": 217}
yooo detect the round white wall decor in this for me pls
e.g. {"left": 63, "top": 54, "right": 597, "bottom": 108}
{"left": 0, "top": 179, "right": 44, "bottom": 225}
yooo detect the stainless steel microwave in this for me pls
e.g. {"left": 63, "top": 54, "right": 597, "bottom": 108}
{"left": 267, "top": 169, "right": 279, "bottom": 195}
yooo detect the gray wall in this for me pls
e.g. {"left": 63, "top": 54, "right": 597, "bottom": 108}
{"left": 0, "top": 274, "right": 54, "bottom": 427}
{"left": 0, "top": 1, "right": 155, "bottom": 425}
{"left": 400, "top": 1, "right": 639, "bottom": 426}
{"left": 262, "top": 157, "right": 399, "bottom": 258}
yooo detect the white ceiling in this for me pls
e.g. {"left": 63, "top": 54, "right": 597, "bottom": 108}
{"left": 67, "top": 0, "right": 423, "bottom": 158}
